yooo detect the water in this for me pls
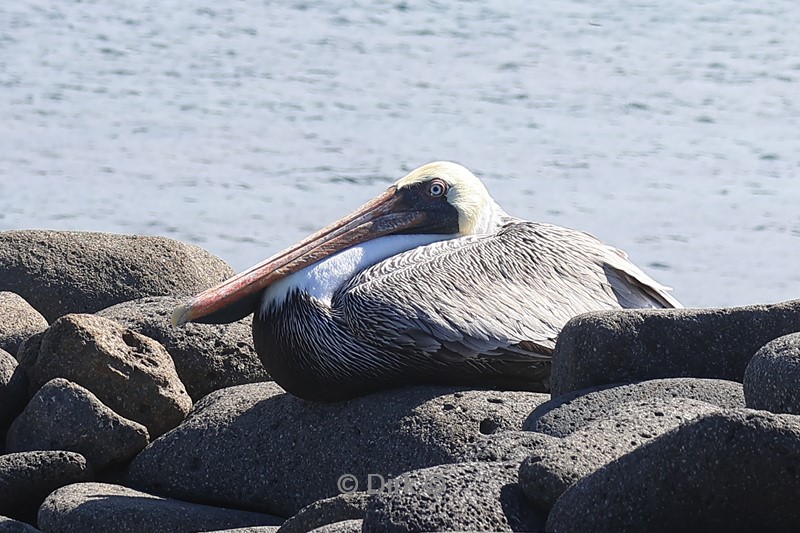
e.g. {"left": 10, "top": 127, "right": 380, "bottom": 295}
{"left": 1, "top": 0, "right": 799, "bottom": 308}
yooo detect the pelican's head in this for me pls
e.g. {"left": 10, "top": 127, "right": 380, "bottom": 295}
{"left": 172, "top": 162, "right": 505, "bottom": 326}
{"left": 395, "top": 161, "right": 505, "bottom": 236}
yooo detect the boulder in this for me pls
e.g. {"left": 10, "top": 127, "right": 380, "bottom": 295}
{"left": 308, "top": 520, "right": 362, "bottom": 533}
{"left": 464, "top": 430, "right": 558, "bottom": 463}
{"left": 128, "top": 383, "right": 547, "bottom": 517}
{"left": 6, "top": 378, "right": 149, "bottom": 470}
{"left": 0, "top": 516, "right": 42, "bottom": 533}
{"left": 0, "top": 292, "right": 47, "bottom": 356}
{"left": 97, "top": 296, "right": 268, "bottom": 401}
{"left": 0, "top": 230, "right": 234, "bottom": 322}
{"left": 744, "top": 333, "right": 800, "bottom": 414}
{"left": 37, "top": 482, "right": 282, "bottom": 533}
{"left": 551, "top": 300, "right": 800, "bottom": 395}
{"left": 524, "top": 377, "right": 744, "bottom": 437}
{"left": 0, "top": 349, "right": 27, "bottom": 427}
{"left": 0, "top": 451, "right": 92, "bottom": 521}
{"left": 277, "top": 493, "right": 370, "bottom": 533}
{"left": 547, "top": 409, "right": 800, "bottom": 532}
{"left": 22, "top": 314, "right": 191, "bottom": 438}
{"left": 362, "top": 462, "right": 545, "bottom": 532}
{"left": 519, "top": 397, "right": 719, "bottom": 510}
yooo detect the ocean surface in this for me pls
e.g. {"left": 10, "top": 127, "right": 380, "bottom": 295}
{"left": 1, "top": 0, "right": 798, "bottom": 308}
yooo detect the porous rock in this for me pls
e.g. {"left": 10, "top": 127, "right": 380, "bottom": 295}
{"left": 0, "top": 292, "right": 47, "bottom": 356}
{"left": 0, "top": 451, "right": 92, "bottom": 521}
{"left": 97, "top": 296, "right": 268, "bottom": 401}
{"left": 0, "top": 515, "right": 42, "bottom": 533}
{"left": 277, "top": 493, "right": 370, "bottom": 533}
{"left": 519, "top": 396, "right": 719, "bottom": 510}
{"left": 0, "top": 230, "right": 234, "bottom": 322}
{"left": 6, "top": 378, "right": 149, "bottom": 470}
{"left": 551, "top": 300, "right": 800, "bottom": 395}
{"left": 308, "top": 520, "right": 362, "bottom": 533}
{"left": 0, "top": 348, "right": 27, "bottom": 426}
{"left": 128, "top": 382, "right": 547, "bottom": 517}
{"left": 37, "top": 482, "right": 282, "bottom": 533}
{"left": 744, "top": 333, "right": 800, "bottom": 415}
{"left": 547, "top": 409, "right": 800, "bottom": 533}
{"left": 22, "top": 314, "right": 191, "bottom": 438}
{"left": 525, "top": 377, "right": 744, "bottom": 437}
{"left": 362, "top": 461, "right": 544, "bottom": 532}
{"left": 464, "top": 430, "right": 558, "bottom": 463}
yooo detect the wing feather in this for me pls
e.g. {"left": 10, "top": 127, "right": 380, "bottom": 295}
{"left": 334, "top": 221, "right": 679, "bottom": 364}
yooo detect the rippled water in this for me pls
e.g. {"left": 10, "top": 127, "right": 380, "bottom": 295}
{"left": 1, "top": 0, "right": 799, "bottom": 307}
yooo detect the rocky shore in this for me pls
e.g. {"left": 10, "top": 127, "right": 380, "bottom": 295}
{"left": 1, "top": 229, "right": 799, "bottom": 532}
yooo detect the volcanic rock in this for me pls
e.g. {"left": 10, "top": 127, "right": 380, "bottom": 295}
{"left": 277, "top": 493, "right": 370, "bottom": 533}
{"left": 37, "top": 482, "right": 282, "bottom": 533}
{"left": 524, "top": 377, "right": 744, "bottom": 437}
{"left": 0, "top": 230, "right": 234, "bottom": 322}
{"left": 519, "top": 396, "right": 719, "bottom": 510}
{"left": 0, "top": 349, "right": 27, "bottom": 427}
{"left": 22, "top": 314, "right": 191, "bottom": 438}
{"left": 97, "top": 296, "right": 268, "bottom": 401}
{"left": 0, "top": 515, "right": 42, "bottom": 533}
{"left": 128, "top": 383, "right": 546, "bottom": 517}
{"left": 551, "top": 300, "right": 800, "bottom": 395}
{"left": 744, "top": 333, "right": 800, "bottom": 415}
{"left": 547, "top": 409, "right": 800, "bottom": 532}
{"left": 0, "top": 451, "right": 92, "bottom": 521}
{"left": 6, "top": 378, "right": 149, "bottom": 470}
{"left": 362, "top": 461, "right": 544, "bottom": 532}
{"left": 0, "top": 292, "right": 47, "bottom": 357}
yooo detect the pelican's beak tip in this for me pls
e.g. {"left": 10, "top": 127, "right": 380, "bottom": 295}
{"left": 171, "top": 302, "right": 193, "bottom": 328}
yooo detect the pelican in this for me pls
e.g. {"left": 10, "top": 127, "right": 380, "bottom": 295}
{"left": 173, "top": 162, "right": 681, "bottom": 401}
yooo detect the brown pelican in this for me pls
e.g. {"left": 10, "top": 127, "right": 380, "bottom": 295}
{"left": 173, "top": 162, "right": 681, "bottom": 401}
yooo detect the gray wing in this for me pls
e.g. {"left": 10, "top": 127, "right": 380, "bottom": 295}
{"left": 334, "top": 221, "right": 681, "bottom": 363}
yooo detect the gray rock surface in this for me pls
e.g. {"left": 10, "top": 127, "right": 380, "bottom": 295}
{"left": 0, "top": 292, "right": 47, "bottom": 357}
{"left": 362, "top": 461, "right": 545, "bottom": 532}
{"left": 6, "top": 378, "right": 149, "bottom": 470}
{"left": 97, "top": 296, "right": 268, "bottom": 401}
{"left": 0, "top": 230, "right": 234, "bottom": 322}
{"left": 0, "top": 516, "right": 42, "bottom": 533}
{"left": 547, "top": 409, "right": 800, "bottom": 533}
{"left": 525, "top": 377, "right": 745, "bottom": 437}
{"left": 0, "top": 451, "right": 92, "bottom": 521}
{"left": 0, "top": 349, "right": 27, "bottom": 427}
{"left": 464, "top": 430, "right": 558, "bottom": 463}
{"left": 519, "top": 397, "right": 719, "bottom": 510}
{"left": 551, "top": 300, "right": 800, "bottom": 395}
{"left": 277, "top": 493, "right": 370, "bottom": 533}
{"left": 308, "top": 520, "right": 362, "bottom": 533}
{"left": 22, "top": 314, "right": 191, "bottom": 438}
{"left": 128, "top": 382, "right": 547, "bottom": 517}
{"left": 37, "top": 482, "right": 282, "bottom": 533}
{"left": 744, "top": 333, "right": 800, "bottom": 415}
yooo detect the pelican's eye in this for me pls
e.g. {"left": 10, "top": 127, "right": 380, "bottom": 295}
{"left": 427, "top": 179, "right": 448, "bottom": 198}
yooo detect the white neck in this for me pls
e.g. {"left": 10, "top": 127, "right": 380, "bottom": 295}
{"left": 260, "top": 233, "right": 455, "bottom": 314}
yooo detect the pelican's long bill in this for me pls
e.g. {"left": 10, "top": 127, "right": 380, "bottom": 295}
{"left": 172, "top": 182, "right": 458, "bottom": 327}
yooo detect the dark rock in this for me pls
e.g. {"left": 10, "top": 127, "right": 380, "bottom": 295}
{"left": 0, "top": 349, "right": 27, "bottom": 427}
{"left": 0, "top": 451, "right": 92, "bottom": 521}
{"left": 204, "top": 528, "right": 280, "bottom": 533}
{"left": 525, "top": 377, "right": 745, "bottom": 437}
{"left": 464, "top": 430, "right": 558, "bottom": 463}
{"left": 6, "top": 378, "right": 149, "bottom": 470}
{"left": 0, "top": 516, "right": 42, "bottom": 533}
{"left": 744, "top": 333, "right": 800, "bottom": 415}
{"left": 547, "top": 409, "right": 800, "bottom": 533}
{"left": 0, "top": 230, "right": 235, "bottom": 322}
{"left": 97, "top": 296, "right": 268, "bottom": 401}
{"left": 551, "top": 300, "right": 800, "bottom": 395}
{"left": 0, "top": 292, "right": 47, "bottom": 357}
{"left": 22, "top": 314, "right": 191, "bottom": 438}
{"left": 362, "top": 462, "right": 545, "bottom": 532}
{"left": 308, "top": 520, "right": 362, "bottom": 533}
{"left": 278, "top": 493, "right": 370, "bottom": 533}
{"left": 519, "top": 397, "right": 718, "bottom": 510}
{"left": 128, "top": 383, "right": 546, "bottom": 517}
{"left": 37, "top": 482, "right": 282, "bottom": 533}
